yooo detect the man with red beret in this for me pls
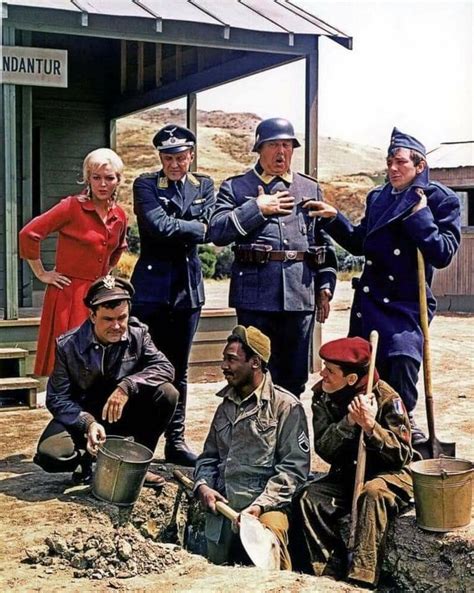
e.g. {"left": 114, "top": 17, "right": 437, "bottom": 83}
{"left": 293, "top": 336, "right": 416, "bottom": 588}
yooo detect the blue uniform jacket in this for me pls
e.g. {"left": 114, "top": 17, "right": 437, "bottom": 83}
{"left": 131, "top": 171, "right": 215, "bottom": 308}
{"left": 326, "top": 179, "right": 461, "bottom": 361}
{"left": 208, "top": 167, "right": 337, "bottom": 312}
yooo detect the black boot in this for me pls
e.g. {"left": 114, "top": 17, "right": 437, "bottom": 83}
{"left": 164, "top": 392, "right": 197, "bottom": 467}
{"left": 408, "top": 412, "right": 426, "bottom": 446}
{"left": 71, "top": 451, "right": 94, "bottom": 485}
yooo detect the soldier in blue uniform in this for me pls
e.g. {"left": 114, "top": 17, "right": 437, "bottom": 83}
{"left": 208, "top": 118, "right": 337, "bottom": 398}
{"left": 304, "top": 127, "right": 461, "bottom": 441}
{"left": 131, "top": 125, "right": 216, "bottom": 466}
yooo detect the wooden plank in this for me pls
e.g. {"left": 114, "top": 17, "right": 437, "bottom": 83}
{"left": 0, "top": 377, "right": 40, "bottom": 390}
{"left": 0, "top": 348, "right": 28, "bottom": 359}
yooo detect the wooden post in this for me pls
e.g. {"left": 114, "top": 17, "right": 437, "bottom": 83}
{"left": 187, "top": 92, "right": 198, "bottom": 172}
{"left": 305, "top": 48, "right": 321, "bottom": 372}
{"left": 1, "top": 26, "right": 19, "bottom": 320}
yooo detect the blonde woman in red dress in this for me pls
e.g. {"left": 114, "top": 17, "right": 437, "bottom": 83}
{"left": 19, "top": 148, "right": 128, "bottom": 376}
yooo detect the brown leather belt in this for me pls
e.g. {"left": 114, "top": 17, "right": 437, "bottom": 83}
{"left": 266, "top": 250, "right": 306, "bottom": 262}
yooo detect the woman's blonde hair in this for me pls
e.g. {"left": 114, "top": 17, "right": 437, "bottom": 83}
{"left": 81, "top": 148, "right": 124, "bottom": 185}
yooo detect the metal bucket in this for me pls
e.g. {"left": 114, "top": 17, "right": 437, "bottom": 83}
{"left": 92, "top": 436, "right": 153, "bottom": 506}
{"left": 411, "top": 457, "right": 473, "bottom": 532}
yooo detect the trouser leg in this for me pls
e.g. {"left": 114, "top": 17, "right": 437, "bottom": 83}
{"left": 35, "top": 419, "right": 86, "bottom": 473}
{"left": 236, "top": 310, "right": 314, "bottom": 398}
{"left": 294, "top": 476, "right": 350, "bottom": 576}
{"left": 132, "top": 303, "right": 201, "bottom": 465}
{"left": 348, "top": 477, "right": 403, "bottom": 586}
{"left": 377, "top": 355, "right": 420, "bottom": 412}
{"left": 260, "top": 510, "right": 291, "bottom": 571}
{"left": 118, "top": 381, "right": 178, "bottom": 453}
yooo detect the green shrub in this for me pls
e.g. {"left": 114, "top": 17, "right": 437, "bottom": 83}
{"left": 214, "top": 245, "right": 234, "bottom": 279}
{"left": 198, "top": 245, "right": 217, "bottom": 278}
{"left": 127, "top": 223, "right": 141, "bottom": 255}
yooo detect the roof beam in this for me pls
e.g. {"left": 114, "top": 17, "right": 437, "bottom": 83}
{"left": 109, "top": 51, "right": 300, "bottom": 119}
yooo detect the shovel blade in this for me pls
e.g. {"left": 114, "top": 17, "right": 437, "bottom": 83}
{"left": 414, "top": 437, "right": 456, "bottom": 460}
{"left": 239, "top": 513, "right": 280, "bottom": 570}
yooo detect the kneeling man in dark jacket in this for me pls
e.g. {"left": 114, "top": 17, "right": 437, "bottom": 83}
{"left": 294, "top": 337, "right": 415, "bottom": 587}
{"left": 34, "top": 275, "right": 178, "bottom": 486}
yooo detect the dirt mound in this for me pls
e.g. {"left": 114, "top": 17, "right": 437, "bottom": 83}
{"left": 25, "top": 526, "right": 183, "bottom": 580}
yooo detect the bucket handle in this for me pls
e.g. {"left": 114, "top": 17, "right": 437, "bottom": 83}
{"left": 98, "top": 435, "right": 135, "bottom": 463}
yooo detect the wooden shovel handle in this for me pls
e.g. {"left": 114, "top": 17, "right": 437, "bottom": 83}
{"left": 173, "top": 470, "right": 239, "bottom": 522}
{"left": 417, "top": 248, "right": 436, "bottom": 442}
{"left": 348, "top": 330, "right": 379, "bottom": 550}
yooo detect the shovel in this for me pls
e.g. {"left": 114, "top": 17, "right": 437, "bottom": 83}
{"left": 414, "top": 248, "right": 456, "bottom": 459}
{"left": 348, "top": 330, "right": 379, "bottom": 553}
{"left": 173, "top": 469, "right": 280, "bottom": 570}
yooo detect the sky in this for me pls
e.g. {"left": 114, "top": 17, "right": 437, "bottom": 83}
{"left": 168, "top": 0, "right": 473, "bottom": 152}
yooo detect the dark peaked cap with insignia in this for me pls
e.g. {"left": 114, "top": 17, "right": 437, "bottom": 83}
{"left": 319, "top": 336, "right": 372, "bottom": 369}
{"left": 153, "top": 124, "right": 196, "bottom": 153}
{"left": 231, "top": 325, "right": 271, "bottom": 363}
{"left": 84, "top": 275, "right": 135, "bottom": 308}
{"left": 388, "top": 127, "right": 426, "bottom": 158}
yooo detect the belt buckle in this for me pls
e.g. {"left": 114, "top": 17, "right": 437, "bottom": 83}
{"left": 284, "top": 250, "right": 297, "bottom": 262}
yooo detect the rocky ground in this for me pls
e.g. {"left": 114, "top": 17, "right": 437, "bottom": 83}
{"left": 0, "top": 281, "right": 472, "bottom": 592}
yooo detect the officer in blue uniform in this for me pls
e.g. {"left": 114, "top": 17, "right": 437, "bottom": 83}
{"left": 208, "top": 118, "right": 337, "bottom": 398}
{"left": 304, "top": 127, "right": 461, "bottom": 441}
{"left": 131, "top": 125, "right": 216, "bottom": 466}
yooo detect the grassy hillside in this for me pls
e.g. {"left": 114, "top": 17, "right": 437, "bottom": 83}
{"left": 116, "top": 107, "right": 386, "bottom": 224}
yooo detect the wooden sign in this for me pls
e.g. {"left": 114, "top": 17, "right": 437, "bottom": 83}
{"left": 1, "top": 46, "right": 68, "bottom": 87}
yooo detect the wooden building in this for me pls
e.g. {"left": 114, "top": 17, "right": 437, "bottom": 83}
{"left": 428, "top": 141, "right": 474, "bottom": 312}
{"left": 0, "top": 0, "right": 351, "bottom": 383}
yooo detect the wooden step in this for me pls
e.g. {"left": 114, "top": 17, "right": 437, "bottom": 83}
{"left": 0, "top": 376, "right": 39, "bottom": 410}
{"left": 0, "top": 347, "right": 29, "bottom": 379}
{"left": 0, "top": 347, "right": 28, "bottom": 359}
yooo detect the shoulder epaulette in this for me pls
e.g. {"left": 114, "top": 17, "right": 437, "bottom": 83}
{"left": 138, "top": 172, "right": 158, "bottom": 179}
{"left": 297, "top": 171, "right": 319, "bottom": 183}
{"left": 226, "top": 171, "right": 247, "bottom": 182}
{"left": 430, "top": 181, "right": 455, "bottom": 196}
{"left": 191, "top": 172, "right": 211, "bottom": 179}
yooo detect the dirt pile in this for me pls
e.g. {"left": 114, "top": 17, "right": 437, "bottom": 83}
{"left": 25, "top": 526, "right": 183, "bottom": 580}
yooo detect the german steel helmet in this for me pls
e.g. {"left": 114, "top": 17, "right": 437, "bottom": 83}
{"left": 252, "top": 118, "right": 301, "bottom": 151}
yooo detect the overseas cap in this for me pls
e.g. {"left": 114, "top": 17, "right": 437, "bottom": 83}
{"left": 231, "top": 325, "right": 271, "bottom": 363}
{"left": 153, "top": 124, "right": 196, "bottom": 153}
{"left": 388, "top": 127, "right": 426, "bottom": 157}
{"left": 319, "top": 337, "right": 371, "bottom": 368}
{"left": 84, "top": 275, "right": 135, "bottom": 308}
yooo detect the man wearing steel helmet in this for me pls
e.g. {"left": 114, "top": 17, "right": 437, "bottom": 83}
{"left": 131, "top": 125, "right": 216, "bottom": 467}
{"left": 34, "top": 275, "right": 178, "bottom": 486}
{"left": 208, "top": 118, "right": 337, "bottom": 398}
{"left": 303, "top": 127, "right": 461, "bottom": 443}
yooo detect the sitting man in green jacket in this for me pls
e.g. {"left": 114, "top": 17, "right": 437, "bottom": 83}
{"left": 294, "top": 336, "right": 415, "bottom": 588}
{"left": 194, "top": 325, "right": 310, "bottom": 570}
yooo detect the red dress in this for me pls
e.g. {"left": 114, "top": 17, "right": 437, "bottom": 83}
{"left": 19, "top": 194, "right": 128, "bottom": 376}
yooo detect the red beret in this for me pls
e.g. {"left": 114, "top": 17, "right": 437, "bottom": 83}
{"left": 319, "top": 337, "right": 371, "bottom": 367}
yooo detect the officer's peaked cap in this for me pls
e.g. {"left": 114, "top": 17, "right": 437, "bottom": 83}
{"left": 319, "top": 337, "right": 371, "bottom": 368}
{"left": 84, "top": 275, "right": 135, "bottom": 308}
{"left": 230, "top": 325, "right": 271, "bottom": 363}
{"left": 153, "top": 124, "right": 196, "bottom": 153}
{"left": 388, "top": 127, "right": 426, "bottom": 158}
{"left": 252, "top": 118, "right": 301, "bottom": 152}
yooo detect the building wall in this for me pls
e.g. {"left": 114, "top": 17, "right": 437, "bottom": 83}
{"left": 18, "top": 32, "right": 121, "bottom": 302}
